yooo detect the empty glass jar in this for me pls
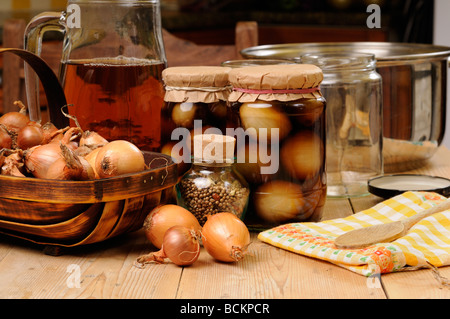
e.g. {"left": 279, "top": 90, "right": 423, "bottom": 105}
{"left": 300, "top": 52, "right": 383, "bottom": 197}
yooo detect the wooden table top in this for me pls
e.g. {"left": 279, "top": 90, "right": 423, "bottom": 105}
{"left": 1, "top": 147, "right": 450, "bottom": 302}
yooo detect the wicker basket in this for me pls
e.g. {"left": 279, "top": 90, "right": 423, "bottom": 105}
{"left": 0, "top": 49, "right": 178, "bottom": 251}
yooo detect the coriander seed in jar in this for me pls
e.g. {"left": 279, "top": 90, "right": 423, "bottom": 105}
{"left": 161, "top": 66, "right": 232, "bottom": 176}
{"left": 227, "top": 64, "right": 327, "bottom": 229}
{"left": 176, "top": 134, "right": 250, "bottom": 226}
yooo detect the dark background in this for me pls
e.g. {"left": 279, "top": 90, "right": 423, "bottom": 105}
{"left": 162, "top": 0, "right": 434, "bottom": 45}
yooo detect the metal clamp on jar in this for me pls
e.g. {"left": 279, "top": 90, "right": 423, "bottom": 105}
{"left": 227, "top": 64, "right": 327, "bottom": 230}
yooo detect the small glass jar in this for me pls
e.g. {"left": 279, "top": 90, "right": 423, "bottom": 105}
{"left": 300, "top": 53, "right": 383, "bottom": 198}
{"left": 176, "top": 134, "right": 249, "bottom": 226}
{"left": 161, "top": 66, "right": 232, "bottom": 176}
{"left": 227, "top": 64, "right": 327, "bottom": 230}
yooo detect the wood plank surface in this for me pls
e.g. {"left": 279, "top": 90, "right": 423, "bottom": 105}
{"left": 0, "top": 147, "right": 450, "bottom": 300}
{"left": 177, "top": 232, "right": 386, "bottom": 299}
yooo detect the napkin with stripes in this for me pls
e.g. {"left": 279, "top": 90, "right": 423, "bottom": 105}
{"left": 258, "top": 191, "right": 450, "bottom": 276}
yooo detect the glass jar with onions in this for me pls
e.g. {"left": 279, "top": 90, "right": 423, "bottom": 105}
{"left": 161, "top": 66, "right": 232, "bottom": 177}
{"left": 227, "top": 64, "right": 327, "bottom": 230}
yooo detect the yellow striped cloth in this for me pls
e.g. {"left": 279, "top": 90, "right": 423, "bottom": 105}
{"left": 258, "top": 191, "right": 450, "bottom": 276}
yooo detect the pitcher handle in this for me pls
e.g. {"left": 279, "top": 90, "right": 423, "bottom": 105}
{"left": 0, "top": 48, "right": 68, "bottom": 129}
{"left": 24, "top": 11, "right": 66, "bottom": 123}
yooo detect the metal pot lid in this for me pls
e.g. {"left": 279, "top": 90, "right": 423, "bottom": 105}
{"left": 368, "top": 174, "right": 450, "bottom": 199}
{"left": 241, "top": 42, "right": 450, "bottom": 65}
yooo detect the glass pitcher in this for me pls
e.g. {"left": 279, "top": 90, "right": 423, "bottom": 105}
{"left": 24, "top": 0, "right": 167, "bottom": 151}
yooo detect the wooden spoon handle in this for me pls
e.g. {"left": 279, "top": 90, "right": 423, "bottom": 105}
{"left": 402, "top": 198, "right": 450, "bottom": 230}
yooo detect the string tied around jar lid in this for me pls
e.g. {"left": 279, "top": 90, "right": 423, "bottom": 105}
{"left": 232, "top": 87, "right": 321, "bottom": 94}
{"left": 165, "top": 85, "right": 233, "bottom": 93}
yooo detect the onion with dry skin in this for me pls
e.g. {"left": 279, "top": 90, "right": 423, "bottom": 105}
{"left": 0, "top": 125, "right": 12, "bottom": 149}
{"left": 40, "top": 122, "right": 58, "bottom": 143}
{"left": 45, "top": 143, "right": 95, "bottom": 180}
{"left": 201, "top": 212, "right": 251, "bottom": 263}
{"left": 0, "top": 149, "right": 25, "bottom": 177}
{"left": 24, "top": 142, "right": 62, "bottom": 178}
{"left": 143, "top": 204, "right": 202, "bottom": 249}
{"left": 136, "top": 225, "right": 201, "bottom": 267}
{"left": 16, "top": 122, "right": 44, "bottom": 150}
{"left": 83, "top": 147, "right": 102, "bottom": 179}
{"left": 16, "top": 121, "right": 60, "bottom": 150}
{"left": 0, "top": 101, "right": 30, "bottom": 133}
{"left": 95, "top": 140, "right": 146, "bottom": 178}
{"left": 79, "top": 130, "right": 109, "bottom": 149}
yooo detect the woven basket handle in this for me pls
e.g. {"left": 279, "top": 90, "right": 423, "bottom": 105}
{"left": 0, "top": 48, "right": 69, "bottom": 129}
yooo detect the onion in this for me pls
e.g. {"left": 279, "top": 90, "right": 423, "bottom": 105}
{"left": 48, "top": 126, "right": 70, "bottom": 145}
{"left": 143, "top": 204, "right": 201, "bottom": 249}
{"left": 79, "top": 130, "right": 109, "bottom": 148}
{"left": 16, "top": 122, "right": 44, "bottom": 150}
{"left": 0, "top": 150, "right": 25, "bottom": 177}
{"left": 201, "top": 212, "right": 250, "bottom": 263}
{"left": 136, "top": 225, "right": 201, "bottom": 267}
{"left": 60, "top": 126, "right": 82, "bottom": 150}
{"left": 0, "top": 102, "right": 30, "bottom": 133}
{"left": 24, "top": 143, "right": 62, "bottom": 178}
{"left": 280, "top": 131, "right": 323, "bottom": 180}
{"left": 76, "top": 131, "right": 108, "bottom": 158}
{"left": 40, "top": 122, "right": 58, "bottom": 144}
{"left": 0, "top": 125, "right": 12, "bottom": 149}
{"left": 239, "top": 102, "right": 291, "bottom": 142}
{"left": 95, "top": 140, "right": 145, "bottom": 178}
{"left": 45, "top": 144, "right": 95, "bottom": 180}
{"left": 171, "top": 102, "right": 199, "bottom": 129}
{"left": 254, "top": 180, "right": 304, "bottom": 223}
{"left": 74, "top": 145, "right": 94, "bottom": 157}
{"left": 84, "top": 147, "right": 102, "bottom": 179}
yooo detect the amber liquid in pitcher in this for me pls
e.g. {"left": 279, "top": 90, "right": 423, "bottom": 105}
{"left": 60, "top": 57, "right": 165, "bottom": 151}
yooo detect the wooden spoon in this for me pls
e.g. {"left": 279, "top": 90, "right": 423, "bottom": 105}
{"left": 334, "top": 198, "right": 450, "bottom": 249}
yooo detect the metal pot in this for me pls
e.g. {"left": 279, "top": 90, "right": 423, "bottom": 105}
{"left": 241, "top": 42, "right": 450, "bottom": 172}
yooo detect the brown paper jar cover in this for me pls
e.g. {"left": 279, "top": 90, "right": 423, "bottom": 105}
{"left": 162, "top": 66, "right": 232, "bottom": 103}
{"left": 228, "top": 64, "right": 324, "bottom": 102}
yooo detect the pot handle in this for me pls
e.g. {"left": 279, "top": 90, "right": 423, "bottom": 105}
{"left": 0, "top": 48, "right": 69, "bottom": 128}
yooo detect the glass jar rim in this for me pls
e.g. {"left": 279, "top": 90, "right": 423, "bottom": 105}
{"left": 299, "top": 52, "right": 376, "bottom": 72}
{"left": 192, "top": 157, "right": 235, "bottom": 167}
{"left": 221, "top": 59, "right": 296, "bottom": 68}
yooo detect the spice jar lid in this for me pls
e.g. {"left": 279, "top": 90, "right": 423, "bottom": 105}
{"left": 162, "top": 66, "right": 232, "bottom": 103}
{"left": 193, "top": 134, "right": 236, "bottom": 163}
{"left": 228, "top": 64, "right": 323, "bottom": 103}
